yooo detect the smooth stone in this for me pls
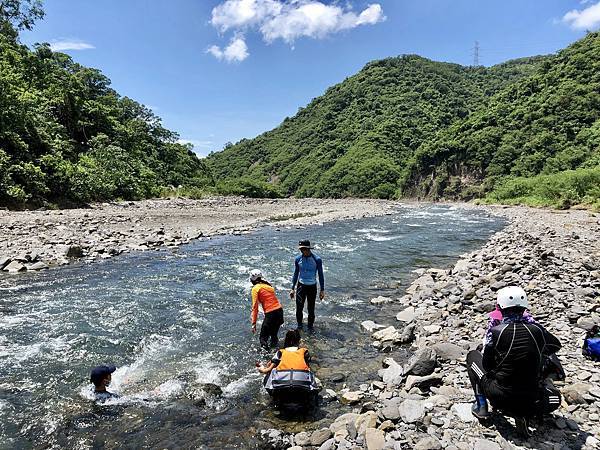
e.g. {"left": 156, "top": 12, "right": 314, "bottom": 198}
{"left": 423, "top": 324, "right": 441, "bottom": 334}
{"left": 380, "top": 405, "right": 401, "bottom": 421}
{"left": 3, "top": 260, "right": 26, "bottom": 273}
{"left": 361, "top": 320, "right": 387, "bottom": 333}
{"left": 451, "top": 403, "right": 477, "bottom": 423}
{"left": 294, "top": 431, "right": 311, "bottom": 446}
{"left": 365, "top": 428, "right": 385, "bottom": 450}
{"left": 433, "top": 343, "right": 466, "bottom": 361}
{"left": 398, "top": 399, "right": 425, "bottom": 424}
{"left": 27, "top": 261, "right": 48, "bottom": 271}
{"left": 415, "top": 436, "right": 442, "bottom": 450}
{"left": 405, "top": 373, "right": 443, "bottom": 391}
{"left": 396, "top": 306, "right": 416, "bottom": 323}
{"left": 372, "top": 326, "right": 401, "bottom": 342}
{"left": 310, "top": 428, "right": 333, "bottom": 446}
{"left": 473, "top": 439, "right": 501, "bottom": 450}
{"left": 341, "top": 391, "right": 363, "bottom": 405}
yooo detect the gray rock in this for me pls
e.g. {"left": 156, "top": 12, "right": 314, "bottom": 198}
{"left": 365, "top": 428, "right": 385, "bottom": 450}
{"left": 310, "top": 428, "right": 333, "bottom": 446}
{"left": 66, "top": 245, "right": 84, "bottom": 258}
{"left": 396, "top": 306, "right": 416, "bottom": 323}
{"left": 415, "top": 436, "right": 442, "bottom": 450}
{"left": 451, "top": 403, "right": 476, "bottom": 423}
{"left": 405, "top": 373, "right": 443, "bottom": 391}
{"left": 403, "top": 348, "right": 437, "bottom": 376}
{"left": 576, "top": 317, "right": 596, "bottom": 331}
{"left": 28, "top": 261, "right": 48, "bottom": 271}
{"left": 341, "top": 391, "right": 362, "bottom": 404}
{"left": 473, "top": 439, "right": 501, "bottom": 450}
{"left": 423, "top": 324, "right": 441, "bottom": 334}
{"left": 361, "top": 320, "right": 387, "bottom": 333}
{"left": 294, "top": 431, "right": 310, "bottom": 446}
{"left": 3, "top": 260, "right": 26, "bottom": 273}
{"left": 0, "top": 257, "right": 11, "bottom": 270}
{"left": 370, "top": 295, "right": 393, "bottom": 305}
{"left": 317, "top": 438, "right": 336, "bottom": 450}
{"left": 398, "top": 399, "right": 425, "bottom": 423}
{"left": 380, "top": 405, "right": 401, "bottom": 421}
{"left": 433, "top": 343, "right": 466, "bottom": 361}
{"left": 398, "top": 323, "right": 416, "bottom": 343}
{"left": 378, "top": 358, "right": 403, "bottom": 386}
{"left": 372, "top": 326, "right": 401, "bottom": 342}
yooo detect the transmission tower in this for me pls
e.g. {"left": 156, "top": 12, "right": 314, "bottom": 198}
{"left": 473, "top": 41, "right": 480, "bottom": 66}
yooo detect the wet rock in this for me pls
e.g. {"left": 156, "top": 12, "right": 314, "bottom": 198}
{"left": 341, "top": 391, "right": 363, "bottom": 404}
{"left": 329, "top": 373, "right": 346, "bottom": 383}
{"left": 403, "top": 348, "right": 437, "bottom": 376}
{"left": 396, "top": 306, "right": 416, "bottom": 323}
{"left": 398, "top": 323, "right": 416, "bottom": 343}
{"left": 405, "top": 373, "right": 443, "bottom": 392}
{"left": 361, "top": 320, "right": 387, "bottom": 333}
{"left": 370, "top": 296, "right": 393, "bottom": 305}
{"left": 451, "top": 403, "right": 477, "bottom": 423}
{"left": 433, "top": 343, "right": 466, "bottom": 361}
{"left": 372, "top": 326, "right": 401, "bottom": 342}
{"left": 365, "top": 428, "right": 385, "bottom": 450}
{"left": 200, "top": 383, "right": 223, "bottom": 397}
{"left": 3, "top": 260, "right": 26, "bottom": 273}
{"left": 398, "top": 399, "right": 425, "bottom": 423}
{"left": 310, "top": 428, "right": 333, "bottom": 446}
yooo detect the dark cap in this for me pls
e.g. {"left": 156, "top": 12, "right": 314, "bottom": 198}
{"left": 298, "top": 240, "right": 314, "bottom": 249}
{"left": 90, "top": 365, "right": 116, "bottom": 385}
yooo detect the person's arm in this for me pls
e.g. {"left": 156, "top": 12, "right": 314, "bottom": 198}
{"left": 251, "top": 285, "right": 259, "bottom": 332}
{"left": 482, "top": 326, "right": 500, "bottom": 371}
{"left": 316, "top": 256, "right": 325, "bottom": 299}
{"left": 290, "top": 257, "right": 299, "bottom": 298}
{"left": 304, "top": 350, "right": 311, "bottom": 365}
{"left": 257, "top": 361, "right": 276, "bottom": 374}
{"left": 539, "top": 325, "right": 561, "bottom": 355}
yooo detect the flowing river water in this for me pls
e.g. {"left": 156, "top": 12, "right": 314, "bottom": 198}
{"left": 0, "top": 205, "right": 506, "bottom": 449}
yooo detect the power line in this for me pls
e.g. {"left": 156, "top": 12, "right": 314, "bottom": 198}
{"left": 473, "top": 41, "right": 480, "bottom": 66}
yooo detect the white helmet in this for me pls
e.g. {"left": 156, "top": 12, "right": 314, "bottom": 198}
{"left": 497, "top": 286, "right": 528, "bottom": 309}
{"left": 249, "top": 269, "right": 263, "bottom": 282}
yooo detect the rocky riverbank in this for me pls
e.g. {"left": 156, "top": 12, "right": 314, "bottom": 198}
{"left": 0, "top": 197, "right": 394, "bottom": 274}
{"left": 261, "top": 206, "right": 600, "bottom": 450}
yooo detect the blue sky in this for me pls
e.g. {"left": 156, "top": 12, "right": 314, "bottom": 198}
{"left": 21, "top": 0, "right": 598, "bottom": 157}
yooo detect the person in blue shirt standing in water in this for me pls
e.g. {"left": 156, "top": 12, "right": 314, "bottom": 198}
{"left": 290, "top": 240, "right": 325, "bottom": 331}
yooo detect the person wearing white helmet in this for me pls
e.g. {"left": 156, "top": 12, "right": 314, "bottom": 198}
{"left": 249, "top": 269, "right": 284, "bottom": 350}
{"left": 466, "top": 286, "right": 562, "bottom": 437}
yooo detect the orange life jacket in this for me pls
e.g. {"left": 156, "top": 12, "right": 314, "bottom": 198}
{"left": 277, "top": 347, "right": 309, "bottom": 371}
{"left": 251, "top": 283, "right": 282, "bottom": 325}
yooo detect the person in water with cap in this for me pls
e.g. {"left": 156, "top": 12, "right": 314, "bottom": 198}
{"left": 290, "top": 240, "right": 325, "bottom": 331}
{"left": 250, "top": 269, "right": 284, "bottom": 350}
{"left": 90, "top": 365, "right": 119, "bottom": 401}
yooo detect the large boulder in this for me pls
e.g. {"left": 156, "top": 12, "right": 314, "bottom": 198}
{"left": 372, "top": 326, "right": 401, "bottom": 342}
{"left": 365, "top": 428, "right": 385, "bottom": 450}
{"left": 403, "top": 348, "right": 437, "bottom": 376}
{"left": 310, "top": 428, "right": 333, "bottom": 447}
{"left": 3, "top": 261, "right": 26, "bottom": 273}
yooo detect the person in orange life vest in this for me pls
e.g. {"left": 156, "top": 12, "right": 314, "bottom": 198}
{"left": 250, "top": 269, "right": 284, "bottom": 350}
{"left": 257, "top": 329, "right": 310, "bottom": 387}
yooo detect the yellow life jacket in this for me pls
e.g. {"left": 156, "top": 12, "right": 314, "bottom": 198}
{"left": 277, "top": 348, "right": 309, "bottom": 371}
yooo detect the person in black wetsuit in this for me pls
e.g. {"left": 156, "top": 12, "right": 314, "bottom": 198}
{"left": 467, "top": 286, "right": 562, "bottom": 436}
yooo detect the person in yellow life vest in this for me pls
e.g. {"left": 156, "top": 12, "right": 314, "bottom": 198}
{"left": 250, "top": 269, "right": 284, "bottom": 350}
{"left": 257, "top": 329, "right": 318, "bottom": 408}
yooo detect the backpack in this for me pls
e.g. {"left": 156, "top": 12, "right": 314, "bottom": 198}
{"left": 582, "top": 325, "right": 600, "bottom": 361}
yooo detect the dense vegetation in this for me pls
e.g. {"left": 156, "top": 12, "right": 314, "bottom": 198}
{"left": 0, "top": 1, "right": 212, "bottom": 208}
{"left": 207, "top": 55, "right": 546, "bottom": 199}
{"left": 208, "top": 33, "right": 600, "bottom": 208}
{"left": 407, "top": 32, "right": 600, "bottom": 205}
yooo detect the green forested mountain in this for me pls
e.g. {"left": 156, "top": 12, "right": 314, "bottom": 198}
{"left": 207, "top": 33, "right": 600, "bottom": 208}
{"left": 207, "top": 54, "right": 546, "bottom": 198}
{"left": 0, "top": 8, "right": 212, "bottom": 208}
{"left": 405, "top": 32, "right": 600, "bottom": 201}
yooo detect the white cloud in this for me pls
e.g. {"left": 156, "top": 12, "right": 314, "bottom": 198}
{"left": 178, "top": 139, "right": 215, "bottom": 148}
{"left": 211, "top": 0, "right": 283, "bottom": 32}
{"left": 207, "top": 35, "right": 249, "bottom": 62}
{"left": 562, "top": 1, "right": 600, "bottom": 30}
{"left": 208, "top": 1, "right": 385, "bottom": 57}
{"left": 260, "top": 2, "right": 385, "bottom": 43}
{"left": 49, "top": 40, "right": 95, "bottom": 51}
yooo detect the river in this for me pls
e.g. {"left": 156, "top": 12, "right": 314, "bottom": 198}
{"left": 0, "top": 204, "right": 505, "bottom": 449}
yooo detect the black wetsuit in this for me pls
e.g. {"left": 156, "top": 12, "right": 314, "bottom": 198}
{"left": 467, "top": 319, "right": 562, "bottom": 417}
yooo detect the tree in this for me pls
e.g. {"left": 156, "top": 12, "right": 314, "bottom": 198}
{"left": 0, "top": 0, "right": 44, "bottom": 31}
